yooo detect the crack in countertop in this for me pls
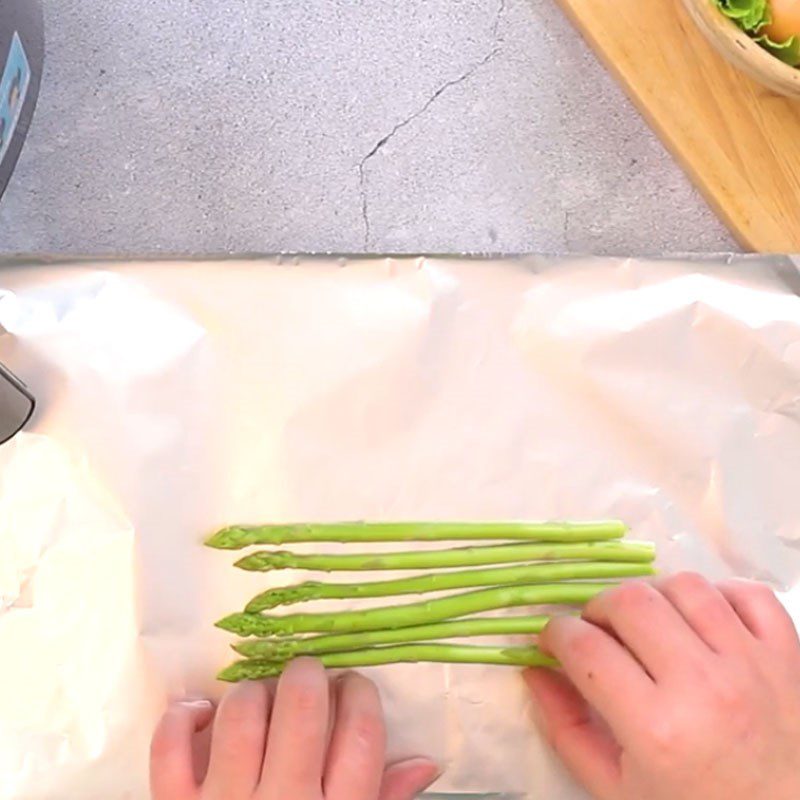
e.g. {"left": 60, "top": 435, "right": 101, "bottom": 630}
{"left": 358, "top": 0, "right": 507, "bottom": 248}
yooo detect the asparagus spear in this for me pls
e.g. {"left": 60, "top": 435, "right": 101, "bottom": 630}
{"left": 245, "top": 560, "right": 655, "bottom": 612}
{"left": 206, "top": 520, "right": 627, "bottom": 550}
{"left": 217, "top": 582, "right": 609, "bottom": 637}
{"left": 235, "top": 540, "right": 655, "bottom": 573}
{"left": 233, "top": 615, "right": 554, "bottom": 659}
{"left": 218, "top": 644, "right": 558, "bottom": 681}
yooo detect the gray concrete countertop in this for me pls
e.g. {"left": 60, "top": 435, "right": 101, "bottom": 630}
{"left": 0, "top": 0, "right": 736, "bottom": 255}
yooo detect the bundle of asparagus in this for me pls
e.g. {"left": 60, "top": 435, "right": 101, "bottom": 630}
{"left": 206, "top": 521, "right": 656, "bottom": 682}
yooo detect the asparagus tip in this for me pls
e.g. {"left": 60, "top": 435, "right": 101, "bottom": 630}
{"left": 205, "top": 526, "right": 243, "bottom": 550}
{"left": 217, "top": 659, "right": 284, "bottom": 682}
{"left": 217, "top": 665, "right": 240, "bottom": 682}
{"left": 215, "top": 613, "right": 252, "bottom": 633}
{"left": 217, "top": 612, "right": 284, "bottom": 637}
{"left": 234, "top": 553, "right": 271, "bottom": 571}
{"left": 204, "top": 533, "right": 223, "bottom": 548}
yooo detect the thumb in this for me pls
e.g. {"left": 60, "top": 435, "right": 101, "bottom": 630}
{"left": 378, "top": 757, "right": 441, "bottom": 800}
{"left": 524, "top": 668, "right": 621, "bottom": 800}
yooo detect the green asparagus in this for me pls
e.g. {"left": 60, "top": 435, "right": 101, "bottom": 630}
{"left": 217, "top": 582, "right": 609, "bottom": 637}
{"left": 206, "top": 520, "right": 627, "bottom": 550}
{"left": 235, "top": 540, "right": 655, "bottom": 573}
{"left": 218, "top": 643, "right": 558, "bottom": 681}
{"left": 233, "top": 615, "right": 554, "bottom": 659}
{"left": 245, "top": 560, "right": 655, "bottom": 612}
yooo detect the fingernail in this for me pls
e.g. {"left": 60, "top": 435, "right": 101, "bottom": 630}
{"left": 399, "top": 756, "right": 443, "bottom": 780}
{"left": 177, "top": 698, "right": 214, "bottom": 711}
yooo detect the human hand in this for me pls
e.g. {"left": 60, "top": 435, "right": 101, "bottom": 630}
{"left": 525, "top": 573, "right": 800, "bottom": 800}
{"left": 150, "top": 657, "right": 439, "bottom": 800}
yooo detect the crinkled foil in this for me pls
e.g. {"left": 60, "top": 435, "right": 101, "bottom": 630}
{"left": 0, "top": 255, "right": 799, "bottom": 800}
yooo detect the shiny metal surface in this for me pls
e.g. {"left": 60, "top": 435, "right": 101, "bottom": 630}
{"left": 0, "top": 254, "right": 797, "bottom": 799}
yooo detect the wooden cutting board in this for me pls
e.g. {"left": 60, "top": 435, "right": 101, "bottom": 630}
{"left": 555, "top": 0, "right": 800, "bottom": 252}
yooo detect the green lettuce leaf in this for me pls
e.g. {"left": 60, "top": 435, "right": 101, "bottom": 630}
{"left": 755, "top": 33, "right": 800, "bottom": 65}
{"left": 715, "top": 0, "right": 770, "bottom": 32}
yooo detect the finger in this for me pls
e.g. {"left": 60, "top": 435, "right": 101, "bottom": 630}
{"left": 150, "top": 699, "right": 214, "bottom": 800}
{"left": 718, "top": 579, "right": 800, "bottom": 653}
{"left": 260, "top": 658, "right": 330, "bottom": 799}
{"left": 654, "top": 572, "right": 752, "bottom": 653}
{"left": 583, "top": 580, "right": 708, "bottom": 679}
{"left": 378, "top": 758, "right": 441, "bottom": 800}
{"left": 524, "top": 669, "right": 620, "bottom": 800}
{"left": 540, "top": 616, "right": 654, "bottom": 742}
{"left": 324, "top": 672, "right": 386, "bottom": 800}
{"left": 205, "top": 681, "right": 273, "bottom": 797}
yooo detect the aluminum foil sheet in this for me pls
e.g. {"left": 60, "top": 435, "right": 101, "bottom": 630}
{"left": 0, "top": 254, "right": 799, "bottom": 800}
